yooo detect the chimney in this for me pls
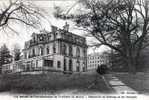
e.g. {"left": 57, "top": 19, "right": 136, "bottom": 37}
{"left": 51, "top": 25, "right": 58, "bottom": 33}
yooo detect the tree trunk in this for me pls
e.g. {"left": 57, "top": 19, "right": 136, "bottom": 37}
{"left": 127, "top": 56, "right": 136, "bottom": 74}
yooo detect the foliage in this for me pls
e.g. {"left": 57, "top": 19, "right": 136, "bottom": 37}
{"left": 0, "top": 0, "right": 44, "bottom": 34}
{"left": 0, "top": 44, "right": 12, "bottom": 73}
{"left": 0, "top": 44, "right": 12, "bottom": 66}
{"left": 12, "top": 44, "right": 21, "bottom": 61}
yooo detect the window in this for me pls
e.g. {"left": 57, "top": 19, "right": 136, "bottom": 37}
{"left": 48, "top": 34, "right": 51, "bottom": 41}
{"left": 53, "top": 43, "right": 56, "bottom": 53}
{"left": 31, "top": 61, "right": 35, "bottom": 70}
{"left": 28, "top": 51, "right": 31, "bottom": 58}
{"left": 57, "top": 61, "right": 61, "bottom": 68}
{"left": 40, "top": 48, "right": 44, "bottom": 55}
{"left": 83, "top": 67, "right": 85, "bottom": 72}
{"left": 39, "top": 36, "right": 44, "bottom": 41}
{"left": 76, "top": 47, "right": 80, "bottom": 57}
{"left": 69, "top": 59, "right": 72, "bottom": 71}
{"left": 32, "top": 48, "right": 35, "bottom": 57}
{"left": 36, "top": 60, "right": 38, "bottom": 67}
{"left": 44, "top": 60, "right": 53, "bottom": 67}
{"left": 69, "top": 45, "right": 73, "bottom": 56}
{"left": 47, "top": 46, "right": 49, "bottom": 54}
{"left": 62, "top": 44, "right": 67, "bottom": 55}
{"left": 26, "top": 62, "right": 31, "bottom": 71}
{"left": 33, "top": 36, "right": 36, "bottom": 42}
{"left": 76, "top": 60, "right": 80, "bottom": 72}
{"left": 24, "top": 52, "right": 27, "bottom": 59}
{"left": 77, "top": 67, "right": 80, "bottom": 72}
{"left": 64, "top": 59, "right": 67, "bottom": 71}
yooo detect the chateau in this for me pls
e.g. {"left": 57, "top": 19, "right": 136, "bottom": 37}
{"left": 2, "top": 23, "right": 87, "bottom": 74}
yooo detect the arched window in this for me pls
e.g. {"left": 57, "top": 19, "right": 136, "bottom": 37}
{"left": 76, "top": 47, "right": 80, "bottom": 57}
{"left": 32, "top": 48, "right": 35, "bottom": 57}
{"left": 69, "top": 45, "right": 73, "bottom": 56}
{"left": 40, "top": 47, "right": 44, "bottom": 55}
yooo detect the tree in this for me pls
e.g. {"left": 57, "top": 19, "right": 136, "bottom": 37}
{"left": 54, "top": 0, "right": 149, "bottom": 74}
{"left": 0, "top": 44, "right": 12, "bottom": 66}
{"left": 0, "top": 0, "right": 44, "bottom": 34}
{"left": 12, "top": 44, "right": 21, "bottom": 61}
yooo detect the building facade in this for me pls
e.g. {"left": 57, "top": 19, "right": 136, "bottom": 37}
{"left": 87, "top": 53, "right": 109, "bottom": 71}
{"left": 2, "top": 23, "right": 87, "bottom": 74}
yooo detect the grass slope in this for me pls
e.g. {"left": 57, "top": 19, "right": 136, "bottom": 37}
{"left": 115, "top": 73, "right": 149, "bottom": 94}
{"left": 0, "top": 72, "right": 113, "bottom": 94}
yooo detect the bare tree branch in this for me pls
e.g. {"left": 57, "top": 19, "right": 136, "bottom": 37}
{"left": 0, "top": 0, "right": 45, "bottom": 34}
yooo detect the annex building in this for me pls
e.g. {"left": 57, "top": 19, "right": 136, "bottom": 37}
{"left": 2, "top": 23, "right": 87, "bottom": 74}
{"left": 87, "top": 53, "right": 110, "bottom": 71}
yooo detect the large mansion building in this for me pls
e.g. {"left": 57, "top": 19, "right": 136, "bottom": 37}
{"left": 2, "top": 23, "right": 87, "bottom": 74}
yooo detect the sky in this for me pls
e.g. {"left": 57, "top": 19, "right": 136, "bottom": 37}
{"left": 0, "top": 0, "right": 110, "bottom": 54}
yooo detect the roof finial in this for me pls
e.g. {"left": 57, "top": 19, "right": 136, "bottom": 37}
{"left": 63, "top": 22, "right": 69, "bottom": 31}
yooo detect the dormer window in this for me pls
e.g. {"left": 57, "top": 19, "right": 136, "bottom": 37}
{"left": 48, "top": 34, "right": 51, "bottom": 41}
{"left": 39, "top": 36, "right": 44, "bottom": 41}
{"left": 56, "top": 32, "right": 61, "bottom": 39}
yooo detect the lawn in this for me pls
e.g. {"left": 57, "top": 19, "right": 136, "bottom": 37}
{"left": 115, "top": 72, "right": 149, "bottom": 94}
{"left": 0, "top": 71, "right": 114, "bottom": 94}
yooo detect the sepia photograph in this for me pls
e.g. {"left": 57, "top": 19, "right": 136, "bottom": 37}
{"left": 0, "top": 0, "right": 149, "bottom": 100}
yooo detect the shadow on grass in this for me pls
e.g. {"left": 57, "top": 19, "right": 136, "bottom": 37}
{"left": 115, "top": 73, "right": 149, "bottom": 94}
{"left": 0, "top": 72, "right": 114, "bottom": 94}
